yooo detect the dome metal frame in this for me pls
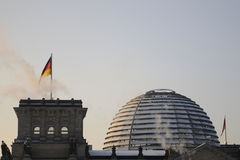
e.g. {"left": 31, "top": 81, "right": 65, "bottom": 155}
{"left": 103, "top": 89, "right": 220, "bottom": 151}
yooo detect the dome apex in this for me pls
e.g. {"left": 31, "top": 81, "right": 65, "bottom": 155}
{"left": 146, "top": 89, "right": 175, "bottom": 94}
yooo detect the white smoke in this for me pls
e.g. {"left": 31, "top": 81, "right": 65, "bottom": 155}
{"left": 155, "top": 104, "right": 187, "bottom": 154}
{"left": 155, "top": 104, "right": 172, "bottom": 149}
{"left": 155, "top": 114, "right": 167, "bottom": 148}
{"left": 0, "top": 31, "right": 69, "bottom": 101}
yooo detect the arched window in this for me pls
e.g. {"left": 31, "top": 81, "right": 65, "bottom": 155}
{"left": 34, "top": 127, "right": 40, "bottom": 135}
{"left": 48, "top": 127, "right": 55, "bottom": 135}
{"left": 61, "top": 127, "right": 68, "bottom": 135}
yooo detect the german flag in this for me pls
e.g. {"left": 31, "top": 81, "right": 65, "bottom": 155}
{"left": 40, "top": 56, "right": 52, "bottom": 81}
{"left": 220, "top": 117, "right": 226, "bottom": 137}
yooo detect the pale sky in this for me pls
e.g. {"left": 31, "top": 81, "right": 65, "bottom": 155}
{"left": 0, "top": 0, "right": 240, "bottom": 150}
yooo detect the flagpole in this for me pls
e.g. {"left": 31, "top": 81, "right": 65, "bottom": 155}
{"left": 50, "top": 53, "right": 53, "bottom": 100}
{"left": 225, "top": 116, "right": 227, "bottom": 145}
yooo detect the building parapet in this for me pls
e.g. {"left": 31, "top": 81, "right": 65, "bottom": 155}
{"left": 19, "top": 98, "right": 82, "bottom": 108}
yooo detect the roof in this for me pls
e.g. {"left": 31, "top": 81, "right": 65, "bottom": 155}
{"left": 175, "top": 143, "right": 236, "bottom": 160}
{"left": 104, "top": 89, "right": 220, "bottom": 150}
{"left": 19, "top": 98, "right": 82, "bottom": 108}
{"left": 89, "top": 150, "right": 165, "bottom": 157}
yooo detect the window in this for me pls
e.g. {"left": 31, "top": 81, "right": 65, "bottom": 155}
{"left": 48, "top": 127, "right": 54, "bottom": 135}
{"left": 61, "top": 127, "right": 68, "bottom": 135}
{"left": 34, "top": 127, "right": 40, "bottom": 135}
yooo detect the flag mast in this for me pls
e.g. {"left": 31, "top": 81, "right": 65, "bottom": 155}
{"left": 50, "top": 53, "right": 53, "bottom": 100}
{"left": 225, "top": 116, "right": 227, "bottom": 145}
{"left": 39, "top": 55, "right": 53, "bottom": 99}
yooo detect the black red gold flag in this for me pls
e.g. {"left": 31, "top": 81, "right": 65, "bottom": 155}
{"left": 40, "top": 56, "right": 52, "bottom": 80}
{"left": 220, "top": 117, "right": 226, "bottom": 137}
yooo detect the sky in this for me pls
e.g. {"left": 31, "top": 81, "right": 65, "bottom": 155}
{"left": 0, "top": 0, "right": 240, "bottom": 150}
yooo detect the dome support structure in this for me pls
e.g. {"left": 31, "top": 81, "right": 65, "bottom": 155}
{"left": 104, "top": 89, "right": 220, "bottom": 151}
{"left": 128, "top": 95, "right": 145, "bottom": 150}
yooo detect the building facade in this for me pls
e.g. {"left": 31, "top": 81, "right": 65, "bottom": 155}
{"left": 12, "top": 98, "right": 88, "bottom": 160}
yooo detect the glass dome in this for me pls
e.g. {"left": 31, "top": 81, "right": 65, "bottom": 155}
{"left": 103, "top": 89, "right": 219, "bottom": 151}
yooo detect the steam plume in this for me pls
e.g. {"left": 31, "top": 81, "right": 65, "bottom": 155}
{"left": 155, "top": 104, "right": 187, "bottom": 154}
{"left": 0, "top": 31, "right": 69, "bottom": 101}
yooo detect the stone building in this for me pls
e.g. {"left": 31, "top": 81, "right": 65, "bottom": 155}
{"left": 175, "top": 143, "right": 236, "bottom": 160}
{"left": 12, "top": 98, "right": 88, "bottom": 160}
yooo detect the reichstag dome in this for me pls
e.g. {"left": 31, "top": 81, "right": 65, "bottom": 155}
{"left": 103, "top": 89, "right": 220, "bottom": 151}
